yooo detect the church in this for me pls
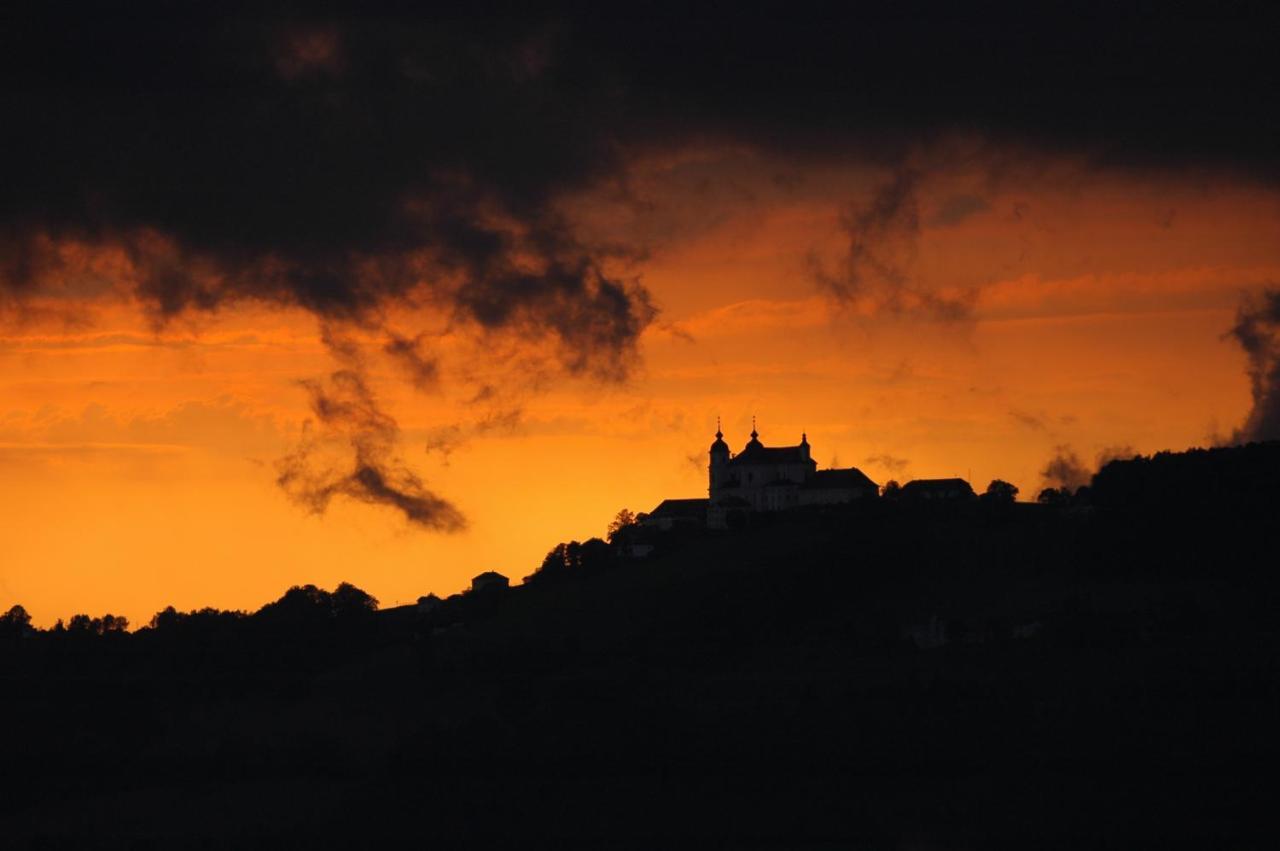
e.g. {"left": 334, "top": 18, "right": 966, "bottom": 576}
{"left": 706, "top": 420, "right": 879, "bottom": 528}
{"left": 644, "top": 421, "right": 880, "bottom": 531}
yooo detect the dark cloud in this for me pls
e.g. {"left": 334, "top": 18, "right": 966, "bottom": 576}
{"left": 1096, "top": 445, "right": 1139, "bottom": 468}
{"left": 1041, "top": 443, "right": 1139, "bottom": 491}
{"left": 382, "top": 333, "right": 440, "bottom": 392}
{"left": 1228, "top": 289, "right": 1280, "bottom": 443}
{"left": 1040, "top": 446, "right": 1091, "bottom": 492}
{"left": 0, "top": 8, "right": 655, "bottom": 381}
{"left": 812, "top": 170, "right": 976, "bottom": 321}
{"left": 276, "top": 369, "right": 465, "bottom": 531}
{"left": 820, "top": 169, "right": 920, "bottom": 299}
{"left": 3, "top": 6, "right": 1277, "bottom": 344}
{"left": 864, "top": 453, "right": 910, "bottom": 474}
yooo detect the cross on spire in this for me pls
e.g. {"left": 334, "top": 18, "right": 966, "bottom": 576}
{"left": 751, "top": 415, "right": 758, "bottom": 440}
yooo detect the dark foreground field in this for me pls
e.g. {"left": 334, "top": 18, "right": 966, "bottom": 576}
{"left": 3, "top": 447, "right": 1279, "bottom": 848}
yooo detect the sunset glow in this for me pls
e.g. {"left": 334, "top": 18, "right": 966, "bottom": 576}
{"left": 3, "top": 150, "right": 1275, "bottom": 626}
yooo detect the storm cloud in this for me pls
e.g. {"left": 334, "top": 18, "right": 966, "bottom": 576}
{"left": 5, "top": 6, "right": 1278, "bottom": 340}
{"left": 1, "top": 8, "right": 654, "bottom": 381}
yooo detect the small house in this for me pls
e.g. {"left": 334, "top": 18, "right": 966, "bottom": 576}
{"left": 470, "top": 571, "right": 509, "bottom": 593}
{"left": 900, "top": 478, "right": 975, "bottom": 502}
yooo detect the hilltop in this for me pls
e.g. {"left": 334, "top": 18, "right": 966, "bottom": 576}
{"left": 1, "top": 442, "right": 1278, "bottom": 847}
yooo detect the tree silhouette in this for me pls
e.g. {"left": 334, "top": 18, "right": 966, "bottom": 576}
{"left": 67, "top": 614, "right": 95, "bottom": 634}
{"left": 607, "top": 508, "right": 638, "bottom": 542}
{"left": 983, "top": 479, "right": 1019, "bottom": 505}
{"left": 0, "top": 604, "right": 32, "bottom": 640}
{"left": 526, "top": 537, "right": 615, "bottom": 585}
{"left": 1037, "top": 487, "right": 1070, "bottom": 506}
{"left": 332, "top": 582, "right": 379, "bottom": 617}
{"left": 64, "top": 613, "right": 129, "bottom": 636}
{"left": 881, "top": 480, "right": 902, "bottom": 500}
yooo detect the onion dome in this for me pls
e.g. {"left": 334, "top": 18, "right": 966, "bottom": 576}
{"left": 711, "top": 417, "right": 729, "bottom": 453}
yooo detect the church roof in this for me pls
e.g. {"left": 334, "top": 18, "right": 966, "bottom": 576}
{"left": 804, "top": 467, "right": 879, "bottom": 490}
{"left": 727, "top": 443, "right": 809, "bottom": 466}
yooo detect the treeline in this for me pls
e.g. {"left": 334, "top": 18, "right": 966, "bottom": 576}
{"left": 1092, "top": 439, "right": 1280, "bottom": 511}
{"left": 0, "top": 582, "right": 380, "bottom": 659}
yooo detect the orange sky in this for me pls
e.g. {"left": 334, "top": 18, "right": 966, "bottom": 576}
{"left": 3, "top": 151, "right": 1278, "bottom": 627}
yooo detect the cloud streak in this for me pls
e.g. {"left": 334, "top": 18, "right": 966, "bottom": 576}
{"left": 811, "top": 170, "right": 976, "bottom": 321}
{"left": 276, "top": 369, "right": 465, "bottom": 532}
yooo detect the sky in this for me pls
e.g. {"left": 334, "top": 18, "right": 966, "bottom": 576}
{"left": 3, "top": 4, "right": 1280, "bottom": 626}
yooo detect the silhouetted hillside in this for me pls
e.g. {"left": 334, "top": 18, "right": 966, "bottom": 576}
{"left": 2, "top": 443, "right": 1279, "bottom": 847}
{"left": 1093, "top": 439, "right": 1280, "bottom": 513}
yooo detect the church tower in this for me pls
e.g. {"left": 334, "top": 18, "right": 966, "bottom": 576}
{"left": 708, "top": 418, "right": 730, "bottom": 497}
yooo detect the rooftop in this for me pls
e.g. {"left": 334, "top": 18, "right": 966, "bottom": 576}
{"left": 804, "top": 468, "right": 879, "bottom": 490}
{"left": 727, "top": 443, "right": 810, "bottom": 466}
{"left": 901, "top": 478, "right": 975, "bottom": 496}
{"left": 648, "top": 498, "right": 710, "bottom": 518}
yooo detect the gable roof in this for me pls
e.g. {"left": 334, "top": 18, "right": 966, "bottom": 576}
{"left": 901, "top": 478, "right": 974, "bottom": 497}
{"left": 805, "top": 467, "right": 878, "bottom": 490}
{"left": 648, "top": 498, "right": 709, "bottom": 518}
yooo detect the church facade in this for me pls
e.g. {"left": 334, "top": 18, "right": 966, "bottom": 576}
{"left": 706, "top": 421, "right": 878, "bottom": 529}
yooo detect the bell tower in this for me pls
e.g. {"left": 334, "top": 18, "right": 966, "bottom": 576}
{"left": 708, "top": 417, "right": 730, "bottom": 496}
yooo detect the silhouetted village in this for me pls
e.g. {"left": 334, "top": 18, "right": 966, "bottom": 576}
{"left": 3, "top": 437, "right": 1279, "bottom": 847}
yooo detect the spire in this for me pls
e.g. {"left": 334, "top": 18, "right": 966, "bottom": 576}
{"left": 750, "top": 415, "right": 758, "bottom": 441}
{"left": 716, "top": 415, "right": 722, "bottom": 440}
{"left": 801, "top": 431, "right": 808, "bottom": 445}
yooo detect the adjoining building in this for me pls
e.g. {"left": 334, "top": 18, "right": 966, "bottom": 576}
{"left": 642, "top": 498, "right": 711, "bottom": 531}
{"left": 899, "top": 478, "right": 975, "bottom": 502}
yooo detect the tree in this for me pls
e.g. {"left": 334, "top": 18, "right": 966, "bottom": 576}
{"left": 255, "top": 584, "right": 333, "bottom": 626}
{"left": 1037, "top": 487, "right": 1070, "bottom": 506}
{"left": 332, "top": 582, "right": 379, "bottom": 617}
{"left": 67, "top": 614, "right": 96, "bottom": 634}
{"left": 525, "top": 542, "right": 573, "bottom": 585}
{"left": 578, "top": 537, "right": 613, "bottom": 571}
{"left": 100, "top": 613, "right": 129, "bottom": 633}
{"left": 881, "top": 480, "right": 902, "bottom": 500}
{"left": 983, "top": 479, "right": 1019, "bottom": 505}
{"left": 0, "top": 604, "right": 32, "bottom": 640}
{"left": 607, "top": 508, "right": 638, "bottom": 542}
{"left": 525, "top": 537, "right": 615, "bottom": 584}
